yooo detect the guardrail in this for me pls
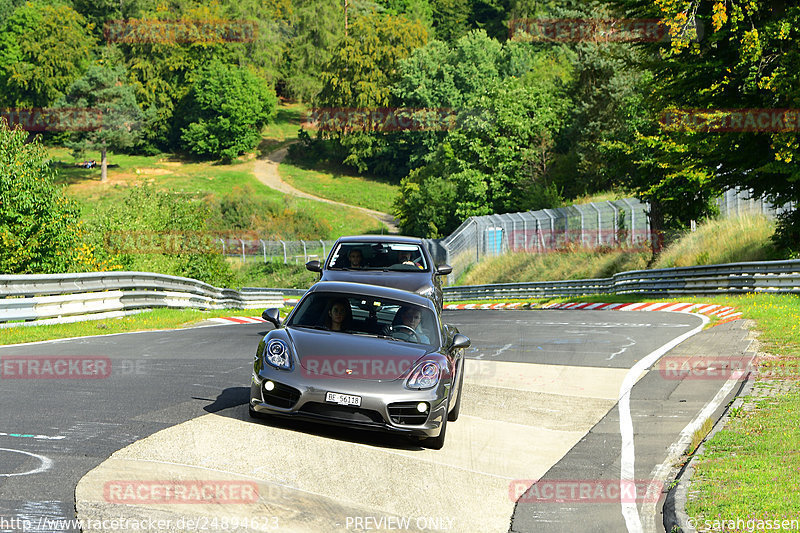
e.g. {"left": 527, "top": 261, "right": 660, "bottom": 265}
{"left": 442, "top": 259, "right": 800, "bottom": 301}
{"left": 2, "top": 260, "right": 799, "bottom": 327}
{"left": 0, "top": 272, "right": 289, "bottom": 326}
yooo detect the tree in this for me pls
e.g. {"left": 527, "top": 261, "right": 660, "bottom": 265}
{"left": 0, "top": 119, "right": 91, "bottom": 273}
{"left": 58, "top": 62, "right": 145, "bottom": 182}
{"left": 179, "top": 60, "right": 277, "bottom": 161}
{"left": 606, "top": 0, "right": 800, "bottom": 252}
{"left": 282, "top": 0, "right": 345, "bottom": 102}
{"left": 0, "top": 2, "right": 96, "bottom": 107}
{"left": 394, "top": 77, "right": 569, "bottom": 237}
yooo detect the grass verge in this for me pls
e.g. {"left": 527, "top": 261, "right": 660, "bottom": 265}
{"left": 0, "top": 308, "right": 282, "bottom": 346}
{"left": 278, "top": 158, "right": 399, "bottom": 213}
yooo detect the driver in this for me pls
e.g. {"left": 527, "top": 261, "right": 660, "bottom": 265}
{"left": 391, "top": 306, "right": 430, "bottom": 343}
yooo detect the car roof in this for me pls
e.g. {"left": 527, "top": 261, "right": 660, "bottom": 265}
{"left": 335, "top": 235, "right": 424, "bottom": 245}
{"left": 306, "top": 281, "right": 436, "bottom": 311}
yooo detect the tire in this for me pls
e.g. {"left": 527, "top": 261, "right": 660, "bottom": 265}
{"left": 447, "top": 360, "right": 464, "bottom": 422}
{"left": 422, "top": 416, "right": 447, "bottom": 450}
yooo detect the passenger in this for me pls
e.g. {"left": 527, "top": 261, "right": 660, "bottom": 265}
{"left": 324, "top": 298, "right": 352, "bottom": 332}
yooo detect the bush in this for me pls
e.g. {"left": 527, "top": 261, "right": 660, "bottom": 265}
{"left": 0, "top": 119, "right": 105, "bottom": 273}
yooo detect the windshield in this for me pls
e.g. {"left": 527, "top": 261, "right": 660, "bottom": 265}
{"left": 327, "top": 242, "right": 429, "bottom": 271}
{"left": 286, "top": 292, "right": 438, "bottom": 346}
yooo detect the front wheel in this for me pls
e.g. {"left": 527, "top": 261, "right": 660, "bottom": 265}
{"left": 421, "top": 417, "right": 447, "bottom": 449}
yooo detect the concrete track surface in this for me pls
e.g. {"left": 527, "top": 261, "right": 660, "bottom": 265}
{"left": 0, "top": 310, "right": 754, "bottom": 533}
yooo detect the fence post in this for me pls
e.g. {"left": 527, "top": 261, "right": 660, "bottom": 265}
{"left": 302, "top": 240, "right": 308, "bottom": 262}
{"left": 259, "top": 239, "right": 266, "bottom": 263}
{"left": 621, "top": 198, "right": 636, "bottom": 246}
{"left": 239, "top": 239, "right": 245, "bottom": 262}
{"left": 607, "top": 201, "right": 619, "bottom": 245}
{"left": 219, "top": 238, "right": 225, "bottom": 256}
{"left": 280, "top": 240, "right": 287, "bottom": 264}
{"left": 320, "top": 239, "right": 326, "bottom": 262}
{"left": 589, "top": 202, "right": 603, "bottom": 246}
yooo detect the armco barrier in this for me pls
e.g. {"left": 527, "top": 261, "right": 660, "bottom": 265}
{"left": 0, "top": 272, "right": 291, "bottom": 326}
{"left": 2, "top": 260, "right": 799, "bottom": 326}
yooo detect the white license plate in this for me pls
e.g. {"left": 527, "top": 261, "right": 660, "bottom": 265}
{"left": 325, "top": 391, "right": 362, "bottom": 407}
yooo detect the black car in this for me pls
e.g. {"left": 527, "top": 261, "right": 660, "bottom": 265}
{"left": 306, "top": 235, "right": 452, "bottom": 310}
{"left": 249, "top": 281, "right": 470, "bottom": 449}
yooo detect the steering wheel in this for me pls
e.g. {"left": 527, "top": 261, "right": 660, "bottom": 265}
{"left": 392, "top": 325, "right": 420, "bottom": 342}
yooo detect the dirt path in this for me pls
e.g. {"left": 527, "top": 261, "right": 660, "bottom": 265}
{"left": 252, "top": 145, "right": 399, "bottom": 233}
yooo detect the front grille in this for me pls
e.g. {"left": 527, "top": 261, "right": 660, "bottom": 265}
{"left": 299, "top": 402, "right": 385, "bottom": 425}
{"left": 262, "top": 381, "right": 301, "bottom": 409}
{"left": 388, "top": 402, "right": 429, "bottom": 425}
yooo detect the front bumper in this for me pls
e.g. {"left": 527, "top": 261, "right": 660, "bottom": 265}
{"left": 249, "top": 368, "right": 449, "bottom": 438}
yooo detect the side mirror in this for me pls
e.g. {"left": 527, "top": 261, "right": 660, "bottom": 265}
{"left": 436, "top": 264, "right": 453, "bottom": 276}
{"left": 452, "top": 334, "right": 470, "bottom": 350}
{"left": 262, "top": 308, "right": 281, "bottom": 328}
{"left": 305, "top": 260, "right": 322, "bottom": 273}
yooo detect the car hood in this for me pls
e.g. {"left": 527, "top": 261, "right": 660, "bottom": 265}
{"left": 320, "top": 270, "right": 432, "bottom": 295}
{"left": 285, "top": 327, "right": 431, "bottom": 381}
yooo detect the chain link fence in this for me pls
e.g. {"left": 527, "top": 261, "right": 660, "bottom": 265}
{"left": 435, "top": 198, "right": 653, "bottom": 281}
{"left": 716, "top": 188, "right": 795, "bottom": 218}
{"left": 219, "top": 238, "right": 336, "bottom": 265}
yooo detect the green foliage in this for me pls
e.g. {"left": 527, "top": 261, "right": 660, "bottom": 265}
{"left": 57, "top": 63, "right": 145, "bottom": 163}
{"left": 83, "top": 185, "right": 235, "bottom": 287}
{"left": 120, "top": 4, "right": 245, "bottom": 150}
{"left": 606, "top": 0, "right": 800, "bottom": 251}
{"left": 0, "top": 119, "right": 91, "bottom": 273}
{"left": 179, "top": 60, "right": 276, "bottom": 160}
{"left": 394, "top": 76, "right": 569, "bottom": 237}
{"left": 282, "top": 0, "right": 344, "bottom": 102}
{"left": 0, "top": 2, "right": 96, "bottom": 107}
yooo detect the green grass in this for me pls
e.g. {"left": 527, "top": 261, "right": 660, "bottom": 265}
{"left": 47, "top": 147, "right": 384, "bottom": 239}
{"left": 653, "top": 215, "right": 777, "bottom": 268}
{"left": 257, "top": 100, "right": 307, "bottom": 155}
{"left": 0, "top": 307, "right": 276, "bottom": 346}
{"left": 278, "top": 158, "right": 399, "bottom": 213}
{"left": 685, "top": 389, "right": 800, "bottom": 527}
{"left": 458, "top": 214, "right": 779, "bottom": 286}
{"left": 458, "top": 247, "right": 651, "bottom": 285}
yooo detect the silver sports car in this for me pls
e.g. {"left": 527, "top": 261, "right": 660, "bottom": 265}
{"left": 249, "top": 281, "right": 470, "bottom": 449}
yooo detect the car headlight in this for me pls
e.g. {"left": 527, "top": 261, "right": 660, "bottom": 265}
{"left": 405, "top": 361, "right": 440, "bottom": 390}
{"left": 264, "top": 339, "right": 292, "bottom": 370}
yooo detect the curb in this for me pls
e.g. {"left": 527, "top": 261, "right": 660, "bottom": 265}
{"left": 443, "top": 300, "right": 742, "bottom": 321}
{"left": 663, "top": 372, "right": 757, "bottom": 532}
